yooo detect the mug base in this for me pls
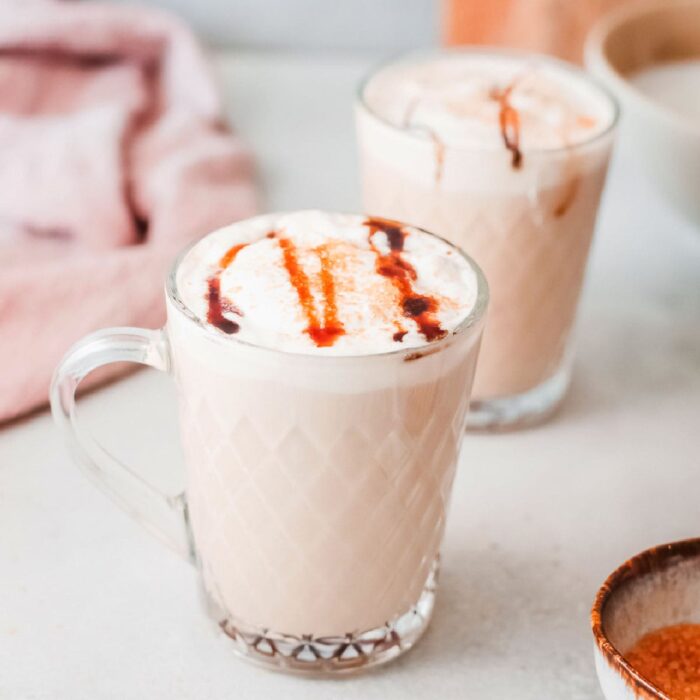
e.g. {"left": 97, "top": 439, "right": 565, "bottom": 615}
{"left": 467, "top": 364, "right": 570, "bottom": 431}
{"left": 205, "top": 557, "right": 439, "bottom": 676}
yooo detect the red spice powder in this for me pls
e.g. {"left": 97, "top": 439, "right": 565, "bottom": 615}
{"left": 625, "top": 623, "right": 700, "bottom": 699}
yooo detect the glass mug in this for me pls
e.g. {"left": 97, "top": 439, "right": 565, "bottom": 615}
{"left": 50, "top": 220, "right": 488, "bottom": 675}
{"left": 356, "top": 48, "right": 618, "bottom": 429}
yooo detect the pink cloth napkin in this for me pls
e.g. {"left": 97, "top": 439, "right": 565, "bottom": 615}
{"left": 0, "top": 0, "right": 257, "bottom": 422}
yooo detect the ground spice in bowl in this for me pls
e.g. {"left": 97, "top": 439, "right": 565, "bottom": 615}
{"left": 625, "top": 623, "right": 700, "bottom": 699}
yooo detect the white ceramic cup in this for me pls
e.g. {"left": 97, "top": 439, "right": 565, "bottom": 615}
{"left": 585, "top": 0, "right": 700, "bottom": 227}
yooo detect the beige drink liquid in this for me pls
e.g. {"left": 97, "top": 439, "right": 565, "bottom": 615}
{"left": 357, "top": 51, "right": 617, "bottom": 428}
{"left": 167, "top": 211, "right": 487, "bottom": 660}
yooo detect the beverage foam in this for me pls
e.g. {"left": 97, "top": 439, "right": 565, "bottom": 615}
{"left": 175, "top": 210, "right": 479, "bottom": 355}
{"left": 362, "top": 52, "right": 614, "bottom": 154}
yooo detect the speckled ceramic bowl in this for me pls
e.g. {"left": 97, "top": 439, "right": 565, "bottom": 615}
{"left": 592, "top": 539, "right": 700, "bottom": 699}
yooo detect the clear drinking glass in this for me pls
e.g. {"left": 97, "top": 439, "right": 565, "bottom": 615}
{"left": 356, "top": 49, "right": 619, "bottom": 429}
{"left": 50, "top": 225, "right": 488, "bottom": 676}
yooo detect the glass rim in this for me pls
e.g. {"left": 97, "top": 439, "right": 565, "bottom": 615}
{"left": 165, "top": 211, "right": 490, "bottom": 361}
{"left": 356, "top": 45, "right": 620, "bottom": 156}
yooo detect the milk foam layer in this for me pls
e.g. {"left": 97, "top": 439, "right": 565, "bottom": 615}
{"left": 362, "top": 52, "right": 615, "bottom": 152}
{"left": 176, "top": 210, "right": 479, "bottom": 355}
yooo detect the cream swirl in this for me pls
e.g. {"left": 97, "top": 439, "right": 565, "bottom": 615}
{"left": 176, "top": 210, "right": 479, "bottom": 355}
{"left": 362, "top": 52, "right": 614, "bottom": 155}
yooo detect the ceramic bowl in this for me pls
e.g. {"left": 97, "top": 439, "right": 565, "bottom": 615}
{"left": 585, "top": 0, "right": 700, "bottom": 227}
{"left": 591, "top": 538, "right": 700, "bottom": 699}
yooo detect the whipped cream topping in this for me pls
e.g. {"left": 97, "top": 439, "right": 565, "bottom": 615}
{"left": 362, "top": 52, "right": 615, "bottom": 156}
{"left": 175, "top": 211, "right": 480, "bottom": 355}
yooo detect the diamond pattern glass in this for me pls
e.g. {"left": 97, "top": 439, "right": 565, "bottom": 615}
{"left": 168, "top": 309, "right": 484, "bottom": 674}
{"left": 358, "top": 139, "right": 614, "bottom": 428}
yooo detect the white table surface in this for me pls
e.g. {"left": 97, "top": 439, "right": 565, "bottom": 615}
{"left": 1, "top": 51, "right": 699, "bottom": 700}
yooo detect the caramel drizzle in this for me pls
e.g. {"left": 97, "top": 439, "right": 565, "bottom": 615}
{"left": 206, "top": 222, "right": 447, "bottom": 347}
{"left": 206, "top": 242, "right": 248, "bottom": 334}
{"left": 553, "top": 174, "right": 579, "bottom": 217}
{"left": 490, "top": 82, "right": 522, "bottom": 170}
{"left": 278, "top": 237, "right": 345, "bottom": 348}
{"left": 218, "top": 242, "right": 247, "bottom": 270}
{"left": 393, "top": 325, "right": 407, "bottom": 343}
{"left": 365, "top": 217, "right": 446, "bottom": 343}
{"left": 551, "top": 132, "right": 580, "bottom": 218}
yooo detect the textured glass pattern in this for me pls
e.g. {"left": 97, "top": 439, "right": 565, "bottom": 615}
{"left": 173, "top": 334, "right": 481, "bottom": 641}
{"left": 361, "top": 157, "right": 608, "bottom": 401}
{"left": 216, "top": 558, "right": 438, "bottom": 675}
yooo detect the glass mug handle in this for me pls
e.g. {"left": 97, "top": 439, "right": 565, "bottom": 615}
{"left": 50, "top": 327, "right": 193, "bottom": 562}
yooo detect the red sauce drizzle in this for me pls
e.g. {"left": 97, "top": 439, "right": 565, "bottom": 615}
{"left": 206, "top": 276, "right": 239, "bottom": 334}
{"left": 365, "top": 217, "right": 446, "bottom": 343}
{"left": 315, "top": 243, "right": 346, "bottom": 346}
{"left": 218, "top": 243, "right": 247, "bottom": 270}
{"left": 278, "top": 237, "right": 345, "bottom": 347}
{"left": 206, "top": 242, "right": 248, "bottom": 334}
{"left": 491, "top": 83, "right": 522, "bottom": 170}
